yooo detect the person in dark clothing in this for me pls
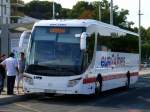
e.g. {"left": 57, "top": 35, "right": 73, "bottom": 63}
{"left": 0, "top": 65, "right": 6, "bottom": 94}
{"left": 0, "top": 54, "right": 6, "bottom": 94}
{"left": 1, "top": 53, "right": 19, "bottom": 95}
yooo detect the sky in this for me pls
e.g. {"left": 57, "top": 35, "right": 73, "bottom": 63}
{"left": 23, "top": 0, "right": 149, "bottom": 29}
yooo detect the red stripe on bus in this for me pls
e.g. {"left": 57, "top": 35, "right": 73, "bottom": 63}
{"left": 102, "top": 72, "right": 138, "bottom": 81}
{"left": 83, "top": 72, "right": 138, "bottom": 84}
{"left": 102, "top": 74, "right": 126, "bottom": 81}
{"left": 83, "top": 77, "right": 96, "bottom": 84}
{"left": 130, "top": 72, "right": 139, "bottom": 77}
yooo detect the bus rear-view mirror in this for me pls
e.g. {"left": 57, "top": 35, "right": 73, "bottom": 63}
{"left": 19, "top": 31, "right": 31, "bottom": 51}
{"left": 80, "top": 32, "right": 87, "bottom": 51}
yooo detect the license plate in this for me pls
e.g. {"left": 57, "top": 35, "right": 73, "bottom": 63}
{"left": 44, "top": 89, "right": 56, "bottom": 93}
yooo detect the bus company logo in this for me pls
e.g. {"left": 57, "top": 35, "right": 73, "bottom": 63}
{"left": 34, "top": 76, "right": 42, "bottom": 80}
{"left": 100, "top": 54, "right": 125, "bottom": 68}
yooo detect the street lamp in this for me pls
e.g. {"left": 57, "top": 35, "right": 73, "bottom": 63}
{"left": 52, "top": 0, "right": 55, "bottom": 19}
{"left": 0, "top": 1, "right": 4, "bottom": 25}
{"left": 138, "top": 0, "right": 142, "bottom": 65}
{"left": 110, "top": 0, "right": 113, "bottom": 25}
{"left": 99, "top": 1, "right": 101, "bottom": 21}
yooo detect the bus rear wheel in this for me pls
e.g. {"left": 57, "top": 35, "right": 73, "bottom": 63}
{"left": 0, "top": 75, "right": 2, "bottom": 92}
{"left": 44, "top": 93, "right": 55, "bottom": 97}
{"left": 125, "top": 73, "right": 130, "bottom": 89}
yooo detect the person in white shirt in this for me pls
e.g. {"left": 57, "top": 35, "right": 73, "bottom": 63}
{"left": 1, "top": 53, "right": 19, "bottom": 95}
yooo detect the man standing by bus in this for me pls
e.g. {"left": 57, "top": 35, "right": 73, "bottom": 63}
{"left": 17, "top": 52, "right": 26, "bottom": 94}
{"left": 1, "top": 53, "right": 19, "bottom": 95}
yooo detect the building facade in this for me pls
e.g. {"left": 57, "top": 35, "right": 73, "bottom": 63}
{"left": 0, "top": 0, "right": 10, "bottom": 24}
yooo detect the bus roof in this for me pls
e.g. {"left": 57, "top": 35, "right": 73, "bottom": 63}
{"left": 34, "top": 19, "right": 139, "bottom": 36}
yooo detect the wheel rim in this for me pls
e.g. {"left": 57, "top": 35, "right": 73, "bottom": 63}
{"left": 95, "top": 80, "right": 101, "bottom": 95}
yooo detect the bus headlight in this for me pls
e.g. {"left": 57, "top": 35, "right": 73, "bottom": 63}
{"left": 24, "top": 77, "right": 33, "bottom": 85}
{"left": 67, "top": 78, "right": 81, "bottom": 87}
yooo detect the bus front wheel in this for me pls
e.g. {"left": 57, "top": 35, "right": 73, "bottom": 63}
{"left": 95, "top": 77, "right": 102, "bottom": 96}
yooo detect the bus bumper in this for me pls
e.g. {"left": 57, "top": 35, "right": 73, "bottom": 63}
{"left": 23, "top": 83, "right": 95, "bottom": 95}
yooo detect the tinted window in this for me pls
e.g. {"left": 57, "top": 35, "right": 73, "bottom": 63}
{"left": 97, "top": 33, "right": 139, "bottom": 53}
{"left": 86, "top": 33, "right": 95, "bottom": 66}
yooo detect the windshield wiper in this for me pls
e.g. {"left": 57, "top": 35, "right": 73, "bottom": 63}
{"left": 27, "top": 64, "right": 57, "bottom": 71}
{"left": 55, "top": 67, "right": 78, "bottom": 74}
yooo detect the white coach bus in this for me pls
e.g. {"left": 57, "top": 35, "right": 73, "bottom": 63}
{"left": 19, "top": 19, "right": 139, "bottom": 95}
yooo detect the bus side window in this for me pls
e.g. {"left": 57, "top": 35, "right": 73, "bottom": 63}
{"left": 97, "top": 33, "right": 111, "bottom": 51}
{"left": 86, "top": 33, "right": 95, "bottom": 67}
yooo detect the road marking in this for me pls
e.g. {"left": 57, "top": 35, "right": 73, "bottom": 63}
{"left": 14, "top": 103, "right": 42, "bottom": 112}
{"left": 0, "top": 110, "right": 12, "bottom": 112}
{"left": 128, "top": 109, "right": 143, "bottom": 112}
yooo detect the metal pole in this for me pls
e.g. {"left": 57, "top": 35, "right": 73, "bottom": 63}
{"left": 1, "top": 0, "right": 4, "bottom": 24}
{"left": 138, "top": 0, "right": 141, "bottom": 65}
{"left": 52, "top": 0, "right": 55, "bottom": 19}
{"left": 99, "top": 1, "right": 101, "bottom": 21}
{"left": 110, "top": 0, "right": 113, "bottom": 25}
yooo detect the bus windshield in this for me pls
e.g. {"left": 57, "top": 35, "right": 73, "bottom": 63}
{"left": 26, "top": 27, "right": 85, "bottom": 76}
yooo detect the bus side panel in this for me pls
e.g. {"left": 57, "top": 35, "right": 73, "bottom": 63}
{"left": 94, "top": 51, "right": 139, "bottom": 91}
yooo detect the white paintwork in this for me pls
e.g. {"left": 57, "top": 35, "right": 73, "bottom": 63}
{"left": 80, "top": 32, "right": 87, "bottom": 50}
{"left": 33, "top": 19, "right": 138, "bottom": 36}
{"left": 23, "top": 19, "right": 139, "bottom": 95}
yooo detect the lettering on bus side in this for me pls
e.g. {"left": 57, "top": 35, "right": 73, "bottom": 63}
{"left": 34, "top": 76, "right": 42, "bottom": 80}
{"left": 100, "top": 54, "right": 126, "bottom": 68}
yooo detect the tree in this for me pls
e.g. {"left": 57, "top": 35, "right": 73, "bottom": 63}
{"left": 79, "top": 10, "right": 94, "bottom": 19}
{"left": 140, "top": 27, "right": 147, "bottom": 42}
{"left": 70, "top": 0, "right": 134, "bottom": 30}
{"left": 146, "top": 27, "right": 150, "bottom": 41}
{"left": 24, "top": 1, "right": 62, "bottom": 19}
{"left": 59, "top": 8, "right": 71, "bottom": 19}
{"left": 142, "top": 43, "right": 150, "bottom": 62}
{"left": 11, "top": 0, "right": 24, "bottom": 4}
{"left": 69, "top": 1, "right": 94, "bottom": 18}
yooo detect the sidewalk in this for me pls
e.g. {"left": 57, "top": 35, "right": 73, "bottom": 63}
{"left": 0, "top": 88, "right": 24, "bottom": 104}
{"left": 139, "top": 68, "right": 150, "bottom": 75}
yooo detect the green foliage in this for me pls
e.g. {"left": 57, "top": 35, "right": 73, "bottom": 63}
{"left": 142, "top": 43, "right": 150, "bottom": 61}
{"left": 24, "top": 1, "right": 62, "bottom": 19}
{"left": 140, "top": 27, "right": 150, "bottom": 62}
{"left": 146, "top": 27, "right": 150, "bottom": 41}
{"left": 11, "top": 0, "right": 24, "bottom": 4}
{"left": 69, "top": 1, "right": 94, "bottom": 18}
{"left": 69, "top": 0, "right": 133, "bottom": 30}
{"left": 23, "top": 0, "right": 134, "bottom": 30}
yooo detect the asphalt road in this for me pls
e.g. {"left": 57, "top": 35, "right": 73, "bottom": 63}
{"left": 0, "top": 74, "right": 150, "bottom": 112}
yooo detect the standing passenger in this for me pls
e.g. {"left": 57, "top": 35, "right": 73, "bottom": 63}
{"left": 17, "top": 52, "right": 26, "bottom": 94}
{"left": 1, "top": 53, "right": 19, "bottom": 95}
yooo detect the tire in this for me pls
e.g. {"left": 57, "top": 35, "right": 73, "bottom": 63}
{"left": 0, "top": 75, "right": 3, "bottom": 92}
{"left": 0, "top": 75, "right": 2, "bottom": 89}
{"left": 44, "top": 93, "right": 55, "bottom": 97}
{"left": 95, "top": 77, "right": 102, "bottom": 96}
{"left": 125, "top": 73, "right": 130, "bottom": 89}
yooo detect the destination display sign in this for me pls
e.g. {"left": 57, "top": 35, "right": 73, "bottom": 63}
{"left": 49, "top": 28, "right": 65, "bottom": 33}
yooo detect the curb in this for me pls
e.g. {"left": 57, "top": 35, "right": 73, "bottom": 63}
{"left": 0, "top": 95, "right": 25, "bottom": 106}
